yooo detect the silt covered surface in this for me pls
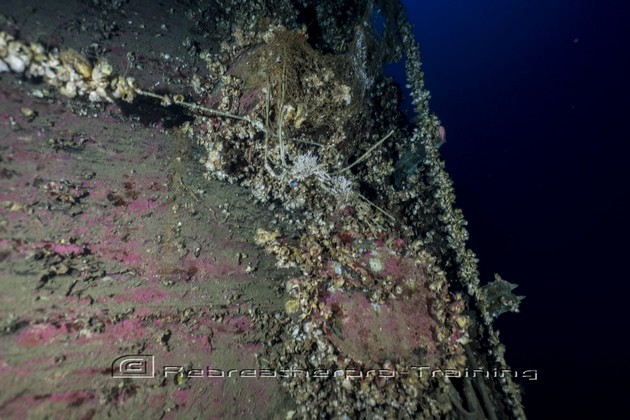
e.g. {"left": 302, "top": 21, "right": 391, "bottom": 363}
{"left": 0, "top": 70, "right": 294, "bottom": 418}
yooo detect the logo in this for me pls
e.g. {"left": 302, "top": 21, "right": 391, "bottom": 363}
{"left": 110, "top": 356, "right": 539, "bottom": 382}
{"left": 111, "top": 355, "right": 155, "bottom": 378}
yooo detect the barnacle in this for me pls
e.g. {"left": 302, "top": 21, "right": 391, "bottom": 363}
{"left": 0, "top": 32, "right": 136, "bottom": 103}
{"left": 91, "top": 60, "right": 112, "bottom": 82}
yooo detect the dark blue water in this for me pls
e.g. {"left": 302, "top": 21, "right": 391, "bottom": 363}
{"left": 400, "top": 0, "right": 630, "bottom": 417}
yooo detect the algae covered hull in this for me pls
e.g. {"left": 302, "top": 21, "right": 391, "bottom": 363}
{"left": 0, "top": 1, "right": 525, "bottom": 418}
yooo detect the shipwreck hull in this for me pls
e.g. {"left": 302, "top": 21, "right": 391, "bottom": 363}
{"left": 0, "top": 1, "right": 525, "bottom": 418}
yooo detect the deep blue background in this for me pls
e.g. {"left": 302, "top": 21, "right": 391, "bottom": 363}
{"left": 399, "top": 0, "right": 629, "bottom": 417}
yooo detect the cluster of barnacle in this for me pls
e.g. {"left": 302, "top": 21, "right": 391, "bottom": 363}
{"left": 393, "top": 4, "right": 526, "bottom": 417}
{"left": 281, "top": 349, "right": 441, "bottom": 418}
{"left": 0, "top": 31, "right": 137, "bottom": 103}
{"left": 186, "top": 0, "right": 298, "bottom": 50}
{"left": 212, "top": 11, "right": 523, "bottom": 414}
{"left": 191, "top": 25, "right": 379, "bottom": 222}
{"left": 194, "top": 22, "right": 477, "bottom": 415}
{"left": 297, "top": 0, "right": 371, "bottom": 54}
{"left": 254, "top": 213, "right": 472, "bottom": 417}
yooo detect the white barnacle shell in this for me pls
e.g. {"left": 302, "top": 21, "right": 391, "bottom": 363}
{"left": 334, "top": 84, "right": 352, "bottom": 106}
{"left": 91, "top": 60, "right": 112, "bottom": 82}
{"left": 26, "top": 62, "right": 45, "bottom": 77}
{"left": 59, "top": 81, "right": 77, "bottom": 98}
{"left": 0, "top": 59, "right": 9, "bottom": 73}
{"left": 29, "top": 42, "right": 47, "bottom": 64}
{"left": 5, "top": 54, "right": 26, "bottom": 73}
{"left": 111, "top": 76, "right": 137, "bottom": 102}
{"left": 75, "top": 79, "right": 89, "bottom": 95}
{"left": 29, "top": 42, "right": 45, "bottom": 56}
{"left": 0, "top": 32, "right": 14, "bottom": 57}
{"left": 41, "top": 55, "right": 60, "bottom": 79}
{"left": 7, "top": 41, "right": 32, "bottom": 72}
{"left": 88, "top": 90, "right": 101, "bottom": 102}
{"left": 56, "top": 65, "right": 74, "bottom": 83}
{"left": 88, "top": 86, "right": 111, "bottom": 102}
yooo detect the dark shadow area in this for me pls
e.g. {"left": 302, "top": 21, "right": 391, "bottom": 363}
{"left": 293, "top": 3, "right": 323, "bottom": 49}
{"left": 117, "top": 94, "right": 194, "bottom": 128}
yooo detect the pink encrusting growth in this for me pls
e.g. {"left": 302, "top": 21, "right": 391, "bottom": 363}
{"left": 0, "top": 391, "right": 98, "bottom": 419}
{"left": 323, "top": 289, "right": 439, "bottom": 364}
{"left": 321, "top": 246, "right": 441, "bottom": 366}
{"left": 16, "top": 323, "right": 71, "bottom": 348}
{"left": 50, "top": 243, "right": 87, "bottom": 256}
{"left": 383, "top": 255, "right": 403, "bottom": 278}
{"left": 0, "top": 74, "right": 289, "bottom": 418}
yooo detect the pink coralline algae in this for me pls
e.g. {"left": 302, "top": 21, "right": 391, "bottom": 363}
{"left": 16, "top": 323, "right": 69, "bottom": 348}
{"left": 50, "top": 243, "right": 86, "bottom": 256}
